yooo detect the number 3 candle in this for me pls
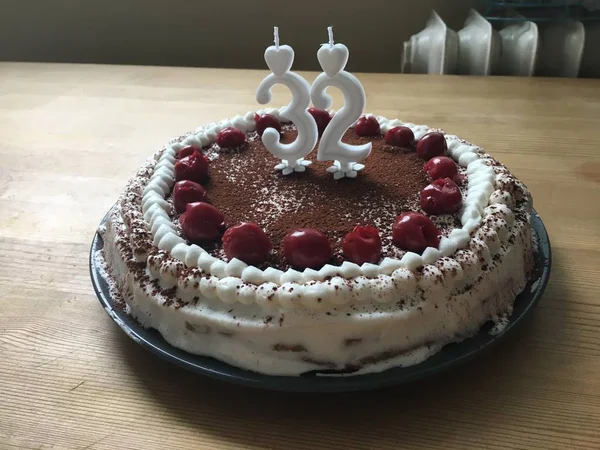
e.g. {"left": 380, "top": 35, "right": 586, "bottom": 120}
{"left": 257, "top": 27, "right": 318, "bottom": 175}
{"left": 311, "top": 27, "right": 372, "bottom": 179}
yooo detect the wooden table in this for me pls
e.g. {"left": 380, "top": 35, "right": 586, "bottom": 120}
{"left": 1, "top": 62, "right": 599, "bottom": 450}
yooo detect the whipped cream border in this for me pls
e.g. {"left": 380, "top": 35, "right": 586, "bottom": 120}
{"left": 136, "top": 111, "right": 520, "bottom": 308}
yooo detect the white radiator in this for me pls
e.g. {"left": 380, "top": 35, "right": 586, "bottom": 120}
{"left": 401, "top": 8, "right": 600, "bottom": 77}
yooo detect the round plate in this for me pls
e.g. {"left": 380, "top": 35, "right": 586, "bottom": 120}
{"left": 90, "top": 210, "right": 551, "bottom": 393}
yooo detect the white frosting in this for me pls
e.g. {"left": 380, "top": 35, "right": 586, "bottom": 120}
{"left": 100, "top": 113, "right": 534, "bottom": 376}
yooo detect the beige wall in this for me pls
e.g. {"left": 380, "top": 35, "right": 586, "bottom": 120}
{"left": 0, "top": 0, "right": 480, "bottom": 72}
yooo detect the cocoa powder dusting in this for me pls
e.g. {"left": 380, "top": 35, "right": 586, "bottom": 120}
{"left": 171, "top": 126, "right": 431, "bottom": 269}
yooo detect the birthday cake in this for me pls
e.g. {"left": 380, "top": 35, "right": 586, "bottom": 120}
{"left": 97, "top": 29, "right": 534, "bottom": 376}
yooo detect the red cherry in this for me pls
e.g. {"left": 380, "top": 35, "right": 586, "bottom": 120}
{"left": 173, "top": 180, "right": 209, "bottom": 214}
{"left": 384, "top": 126, "right": 415, "bottom": 147}
{"left": 179, "top": 202, "right": 225, "bottom": 243}
{"left": 420, "top": 178, "right": 462, "bottom": 215}
{"left": 354, "top": 116, "right": 381, "bottom": 137}
{"left": 342, "top": 226, "right": 382, "bottom": 265}
{"left": 174, "top": 152, "right": 209, "bottom": 184}
{"left": 255, "top": 114, "right": 282, "bottom": 137}
{"left": 416, "top": 132, "right": 447, "bottom": 160}
{"left": 283, "top": 229, "right": 332, "bottom": 269}
{"left": 216, "top": 127, "right": 247, "bottom": 148}
{"left": 424, "top": 156, "right": 459, "bottom": 181}
{"left": 222, "top": 222, "right": 272, "bottom": 265}
{"left": 308, "top": 108, "right": 332, "bottom": 136}
{"left": 177, "top": 145, "right": 201, "bottom": 159}
{"left": 392, "top": 212, "right": 441, "bottom": 253}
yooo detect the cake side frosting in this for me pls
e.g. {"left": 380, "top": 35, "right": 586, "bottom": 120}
{"left": 101, "top": 208, "right": 532, "bottom": 375}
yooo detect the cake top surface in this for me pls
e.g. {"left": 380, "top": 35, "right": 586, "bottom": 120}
{"left": 183, "top": 125, "right": 462, "bottom": 270}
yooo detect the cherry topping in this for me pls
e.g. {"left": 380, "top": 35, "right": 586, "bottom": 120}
{"left": 354, "top": 116, "right": 381, "bottom": 137}
{"left": 307, "top": 108, "right": 332, "bottom": 136}
{"left": 384, "top": 126, "right": 415, "bottom": 147}
{"left": 174, "top": 152, "right": 209, "bottom": 184}
{"left": 172, "top": 180, "right": 209, "bottom": 214}
{"left": 416, "top": 132, "right": 447, "bottom": 160}
{"left": 177, "top": 145, "right": 201, "bottom": 159}
{"left": 283, "top": 228, "right": 332, "bottom": 269}
{"left": 392, "top": 212, "right": 441, "bottom": 253}
{"left": 216, "top": 127, "right": 246, "bottom": 148}
{"left": 222, "top": 222, "right": 272, "bottom": 265}
{"left": 342, "top": 226, "right": 382, "bottom": 265}
{"left": 255, "top": 114, "right": 282, "bottom": 137}
{"left": 424, "top": 156, "right": 459, "bottom": 181}
{"left": 179, "top": 202, "right": 225, "bottom": 243}
{"left": 420, "top": 178, "right": 462, "bottom": 215}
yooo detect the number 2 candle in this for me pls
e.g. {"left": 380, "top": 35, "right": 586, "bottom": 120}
{"left": 311, "top": 27, "right": 372, "bottom": 179}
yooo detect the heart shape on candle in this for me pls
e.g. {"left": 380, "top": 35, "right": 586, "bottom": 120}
{"left": 317, "top": 43, "right": 349, "bottom": 77}
{"left": 264, "top": 45, "right": 294, "bottom": 77}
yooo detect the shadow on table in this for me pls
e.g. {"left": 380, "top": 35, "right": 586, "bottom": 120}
{"left": 113, "top": 263, "right": 567, "bottom": 450}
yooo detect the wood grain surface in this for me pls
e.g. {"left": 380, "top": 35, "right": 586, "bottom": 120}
{"left": 1, "top": 62, "right": 599, "bottom": 450}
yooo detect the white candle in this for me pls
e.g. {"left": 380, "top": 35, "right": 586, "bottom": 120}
{"left": 311, "top": 27, "right": 371, "bottom": 179}
{"left": 256, "top": 27, "right": 318, "bottom": 175}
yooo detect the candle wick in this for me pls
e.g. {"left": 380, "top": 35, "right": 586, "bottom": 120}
{"left": 274, "top": 26, "right": 279, "bottom": 50}
{"left": 327, "top": 26, "right": 334, "bottom": 48}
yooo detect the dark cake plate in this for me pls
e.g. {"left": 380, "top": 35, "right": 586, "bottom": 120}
{"left": 90, "top": 210, "right": 551, "bottom": 393}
